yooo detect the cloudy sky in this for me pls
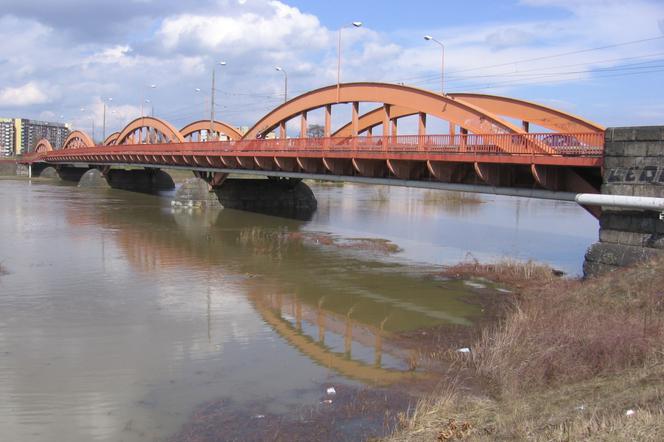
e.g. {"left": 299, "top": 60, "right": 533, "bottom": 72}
{"left": 1, "top": 0, "right": 663, "bottom": 138}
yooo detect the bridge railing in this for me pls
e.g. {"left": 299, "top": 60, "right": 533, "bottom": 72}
{"left": 223, "top": 133, "right": 604, "bottom": 156}
{"left": 35, "top": 132, "right": 604, "bottom": 160}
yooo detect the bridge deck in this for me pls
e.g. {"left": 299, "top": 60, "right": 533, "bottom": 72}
{"left": 28, "top": 133, "right": 604, "bottom": 168}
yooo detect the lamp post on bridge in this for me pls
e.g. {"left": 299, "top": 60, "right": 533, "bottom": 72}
{"left": 102, "top": 97, "right": 112, "bottom": 142}
{"left": 210, "top": 61, "right": 227, "bottom": 141}
{"left": 141, "top": 84, "right": 157, "bottom": 117}
{"left": 424, "top": 35, "right": 445, "bottom": 95}
{"left": 275, "top": 66, "right": 288, "bottom": 103}
{"left": 337, "top": 21, "right": 363, "bottom": 102}
{"left": 80, "top": 107, "right": 95, "bottom": 143}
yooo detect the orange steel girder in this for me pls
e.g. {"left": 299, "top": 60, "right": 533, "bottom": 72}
{"left": 242, "top": 82, "right": 527, "bottom": 141}
{"left": 333, "top": 93, "right": 604, "bottom": 138}
{"left": 62, "top": 130, "right": 95, "bottom": 149}
{"left": 180, "top": 120, "right": 242, "bottom": 141}
{"left": 34, "top": 138, "right": 53, "bottom": 153}
{"left": 116, "top": 116, "right": 185, "bottom": 145}
{"left": 103, "top": 132, "right": 120, "bottom": 146}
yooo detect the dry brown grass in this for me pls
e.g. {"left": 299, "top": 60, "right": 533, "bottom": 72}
{"left": 442, "top": 258, "right": 558, "bottom": 290}
{"left": 470, "top": 256, "right": 664, "bottom": 395}
{"left": 390, "top": 364, "right": 664, "bottom": 441}
{"left": 388, "top": 255, "right": 664, "bottom": 441}
{"left": 422, "top": 191, "right": 483, "bottom": 205}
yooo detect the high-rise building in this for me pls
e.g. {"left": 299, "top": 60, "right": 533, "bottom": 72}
{"left": 0, "top": 118, "right": 70, "bottom": 155}
{"left": 17, "top": 119, "right": 70, "bottom": 154}
{"left": 0, "top": 118, "right": 15, "bottom": 156}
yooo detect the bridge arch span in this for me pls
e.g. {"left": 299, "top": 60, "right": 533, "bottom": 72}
{"left": 34, "top": 138, "right": 53, "bottom": 153}
{"left": 333, "top": 94, "right": 604, "bottom": 137}
{"left": 116, "top": 116, "right": 185, "bottom": 145}
{"left": 103, "top": 132, "right": 120, "bottom": 146}
{"left": 242, "top": 82, "right": 530, "bottom": 144}
{"left": 448, "top": 93, "right": 605, "bottom": 133}
{"left": 62, "top": 130, "right": 95, "bottom": 150}
{"left": 180, "top": 120, "right": 242, "bottom": 141}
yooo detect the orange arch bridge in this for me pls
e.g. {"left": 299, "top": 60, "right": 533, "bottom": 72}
{"left": 26, "top": 82, "right": 605, "bottom": 199}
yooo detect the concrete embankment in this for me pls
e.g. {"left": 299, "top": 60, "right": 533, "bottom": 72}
{"left": 584, "top": 126, "right": 664, "bottom": 276}
{"left": 0, "top": 160, "right": 16, "bottom": 176}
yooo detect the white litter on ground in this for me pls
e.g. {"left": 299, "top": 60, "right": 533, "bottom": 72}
{"left": 463, "top": 281, "right": 487, "bottom": 289}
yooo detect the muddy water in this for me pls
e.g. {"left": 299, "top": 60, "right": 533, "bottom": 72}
{"left": 0, "top": 178, "right": 597, "bottom": 441}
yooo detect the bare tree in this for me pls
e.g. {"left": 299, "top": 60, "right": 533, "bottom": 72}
{"left": 307, "top": 124, "right": 325, "bottom": 138}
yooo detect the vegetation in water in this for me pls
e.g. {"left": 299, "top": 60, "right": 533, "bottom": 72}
{"left": 388, "top": 255, "right": 664, "bottom": 441}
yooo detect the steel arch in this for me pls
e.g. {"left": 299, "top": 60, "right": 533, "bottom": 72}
{"left": 115, "top": 116, "right": 185, "bottom": 145}
{"left": 62, "top": 130, "right": 95, "bottom": 150}
{"left": 104, "top": 132, "right": 120, "bottom": 146}
{"left": 332, "top": 94, "right": 604, "bottom": 137}
{"left": 332, "top": 105, "right": 414, "bottom": 137}
{"left": 180, "top": 120, "right": 242, "bottom": 141}
{"left": 242, "top": 82, "right": 525, "bottom": 140}
{"left": 448, "top": 93, "right": 605, "bottom": 133}
{"left": 34, "top": 138, "right": 53, "bottom": 153}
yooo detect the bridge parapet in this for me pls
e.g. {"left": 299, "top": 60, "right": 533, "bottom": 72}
{"left": 584, "top": 126, "right": 664, "bottom": 276}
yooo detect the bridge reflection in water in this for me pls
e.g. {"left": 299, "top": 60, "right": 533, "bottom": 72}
{"left": 67, "top": 193, "right": 481, "bottom": 385}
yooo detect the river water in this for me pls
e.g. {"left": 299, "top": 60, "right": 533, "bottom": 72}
{"left": 0, "top": 177, "right": 597, "bottom": 441}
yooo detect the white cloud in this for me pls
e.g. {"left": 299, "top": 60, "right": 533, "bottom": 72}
{"left": 0, "top": 82, "right": 51, "bottom": 107}
{"left": 157, "top": 1, "right": 329, "bottom": 54}
{"left": 0, "top": 0, "right": 663, "bottom": 130}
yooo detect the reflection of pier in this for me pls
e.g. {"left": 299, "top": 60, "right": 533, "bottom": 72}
{"left": 249, "top": 289, "right": 422, "bottom": 385}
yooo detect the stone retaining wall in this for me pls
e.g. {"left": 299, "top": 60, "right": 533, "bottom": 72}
{"left": 584, "top": 126, "right": 664, "bottom": 276}
{"left": 0, "top": 161, "right": 16, "bottom": 176}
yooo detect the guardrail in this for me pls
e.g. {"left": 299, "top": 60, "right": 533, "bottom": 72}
{"left": 24, "top": 132, "right": 605, "bottom": 162}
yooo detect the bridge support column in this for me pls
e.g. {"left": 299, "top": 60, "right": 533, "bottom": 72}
{"left": 102, "top": 168, "right": 175, "bottom": 192}
{"left": 57, "top": 166, "right": 90, "bottom": 182}
{"left": 584, "top": 126, "right": 664, "bottom": 276}
{"left": 174, "top": 176, "right": 224, "bottom": 209}
{"left": 215, "top": 178, "right": 317, "bottom": 220}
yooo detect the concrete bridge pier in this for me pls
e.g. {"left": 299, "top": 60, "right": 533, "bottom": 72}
{"left": 174, "top": 175, "right": 318, "bottom": 220}
{"left": 78, "top": 167, "right": 175, "bottom": 192}
{"left": 57, "top": 166, "right": 90, "bottom": 182}
{"left": 215, "top": 178, "right": 317, "bottom": 220}
{"left": 584, "top": 126, "right": 664, "bottom": 276}
{"left": 106, "top": 168, "right": 175, "bottom": 192}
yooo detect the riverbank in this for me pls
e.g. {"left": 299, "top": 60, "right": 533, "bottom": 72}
{"left": 388, "top": 256, "right": 664, "bottom": 441}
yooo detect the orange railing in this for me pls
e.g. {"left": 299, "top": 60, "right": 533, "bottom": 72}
{"left": 29, "top": 132, "right": 605, "bottom": 162}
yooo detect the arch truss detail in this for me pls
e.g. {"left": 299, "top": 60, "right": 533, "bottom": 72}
{"left": 62, "top": 130, "right": 95, "bottom": 150}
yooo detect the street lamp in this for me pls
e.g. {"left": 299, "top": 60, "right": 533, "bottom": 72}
{"left": 141, "top": 84, "right": 157, "bottom": 117}
{"left": 210, "top": 61, "right": 227, "bottom": 140}
{"left": 275, "top": 66, "right": 288, "bottom": 103}
{"left": 337, "top": 21, "right": 362, "bottom": 102}
{"left": 424, "top": 35, "right": 445, "bottom": 95}
{"left": 102, "top": 97, "right": 112, "bottom": 141}
{"left": 80, "top": 107, "right": 96, "bottom": 143}
{"left": 144, "top": 99, "right": 154, "bottom": 116}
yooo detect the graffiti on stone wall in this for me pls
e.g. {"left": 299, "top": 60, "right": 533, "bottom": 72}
{"left": 607, "top": 167, "right": 664, "bottom": 184}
